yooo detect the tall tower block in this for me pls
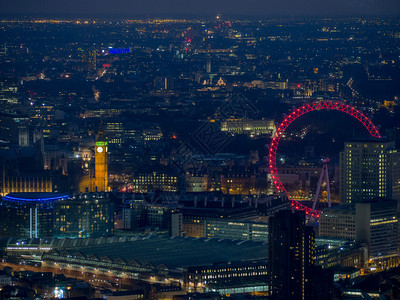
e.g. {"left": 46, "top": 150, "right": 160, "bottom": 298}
{"left": 339, "top": 139, "right": 399, "bottom": 204}
{"left": 94, "top": 133, "right": 108, "bottom": 192}
{"left": 268, "top": 210, "right": 314, "bottom": 300}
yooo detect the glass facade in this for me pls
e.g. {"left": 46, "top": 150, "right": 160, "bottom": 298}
{"left": 54, "top": 193, "right": 114, "bottom": 238}
{"left": 0, "top": 193, "right": 69, "bottom": 238}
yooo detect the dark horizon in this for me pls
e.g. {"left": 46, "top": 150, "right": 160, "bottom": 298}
{"left": 0, "top": 0, "right": 399, "bottom": 18}
{"left": 0, "top": 13, "right": 399, "bottom": 22}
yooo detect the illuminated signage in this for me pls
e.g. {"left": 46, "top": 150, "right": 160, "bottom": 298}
{"left": 108, "top": 48, "right": 130, "bottom": 54}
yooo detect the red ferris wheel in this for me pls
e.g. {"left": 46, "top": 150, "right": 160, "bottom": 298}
{"left": 268, "top": 100, "right": 381, "bottom": 218}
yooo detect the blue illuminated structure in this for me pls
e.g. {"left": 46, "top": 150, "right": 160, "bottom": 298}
{"left": 108, "top": 48, "right": 130, "bottom": 54}
{"left": 0, "top": 193, "right": 70, "bottom": 238}
{"left": 3, "top": 193, "right": 70, "bottom": 203}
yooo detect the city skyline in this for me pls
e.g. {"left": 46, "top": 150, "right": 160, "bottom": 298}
{"left": 0, "top": 12, "right": 399, "bottom": 299}
{"left": 0, "top": 0, "right": 399, "bottom": 17}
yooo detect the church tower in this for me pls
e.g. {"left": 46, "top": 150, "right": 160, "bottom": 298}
{"left": 94, "top": 131, "right": 108, "bottom": 192}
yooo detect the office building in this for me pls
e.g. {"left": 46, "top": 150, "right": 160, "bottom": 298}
{"left": 355, "top": 198, "right": 399, "bottom": 260}
{"left": 53, "top": 193, "right": 114, "bottom": 238}
{"left": 182, "top": 215, "right": 206, "bottom": 238}
{"left": 340, "top": 139, "right": 400, "bottom": 204}
{"left": 0, "top": 193, "right": 69, "bottom": 238}
{"left": 154, "top": 76, "right": 174, "bottom": 91}
{"left": 185, "top": 261, "right": 268, "bottom": 294}
{"left": 122, "top": 199, "right": 147, "bottom": 229}
{"left": 122, "top": 200, "right": 182, "bottom": 237}
{"left": 186, "top": 172, "right": 209, "bottom": 193}
{"left": 132, "top": 171, "right": 178, "bottom": 192}
{"left": 0, "top": 271, "right": 12, "bottom": 288}
{"left": 205, "top": 219, "right": 268, "bottom": 242}
{"left": 314, "top": 238, "right": 367, "bottom": 269}
{"left": 205, "top": 55, "right": 212, "bottom": 73}
{"left": 81, "top": 49, "right": 96, "bottom": 70}
{"left": 318, "top": 204, "right": 356, "bottom": 240}
{"left": 220, "top": 119, "right": 275, "bottom": 137}
{"left": 268, "top": 210, "right": 314, "bottom": 300}
{"left": 318, "top": 198, "right": 399, "bottom": 261}
{"left": 220, "top": 170, "right": 256, "bottom": 195}
{"left": 104, "top": 119, "right": 124, "bottom": 146}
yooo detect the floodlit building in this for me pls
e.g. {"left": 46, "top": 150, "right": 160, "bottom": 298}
{"left": 0, "top": 175, "right": 53, "bottom": 196}
{"left": 78, "top": 132, "right": 109, "bottom": 193}
{"left": 220, "top": 119, "right": 275, "bottom": 137}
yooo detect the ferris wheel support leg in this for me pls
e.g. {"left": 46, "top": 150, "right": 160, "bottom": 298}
{"left": 312, "top": 165, "right": 325, "bottom": 212}
{"left": 325, "top": 164, "right": 331, "bottom": 208}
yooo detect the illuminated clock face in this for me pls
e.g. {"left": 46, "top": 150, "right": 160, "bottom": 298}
{"left": 97, "top": 146, "right": 103, "bottom": 153}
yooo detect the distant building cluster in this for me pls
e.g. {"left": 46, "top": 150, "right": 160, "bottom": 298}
{"left": 0, "top": 14, "right": 400, "bottom": 299}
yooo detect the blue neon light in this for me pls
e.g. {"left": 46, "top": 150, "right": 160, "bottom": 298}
{"left": 3, "top": 195, "right": 70, "bottom": 202}
{"left": 108, "top": 48, "right": 130, "bottom": 54}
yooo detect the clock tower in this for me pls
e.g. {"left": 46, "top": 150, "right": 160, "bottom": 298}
{"left": 94, "top": 133, "right": 108, "bottom": 192}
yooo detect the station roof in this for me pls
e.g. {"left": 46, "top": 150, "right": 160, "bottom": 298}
{"left": 45, "top": 236, "right": 268, "bottom": 270}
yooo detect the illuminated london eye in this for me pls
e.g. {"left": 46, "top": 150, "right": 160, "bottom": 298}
{"left": 268, "top": 100, "right": 381, "bottom": 218}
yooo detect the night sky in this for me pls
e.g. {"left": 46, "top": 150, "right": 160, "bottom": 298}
{"left": 0, "top": 0, "right": 399, "bottom": 16}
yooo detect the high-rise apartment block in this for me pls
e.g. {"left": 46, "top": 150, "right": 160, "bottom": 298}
{"left": 268, "top": 210, "right": 314, "bottom": 300}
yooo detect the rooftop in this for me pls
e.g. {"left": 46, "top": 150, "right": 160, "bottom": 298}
{"left": 44, "top": 236, "right": 268, "bottom": 270}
